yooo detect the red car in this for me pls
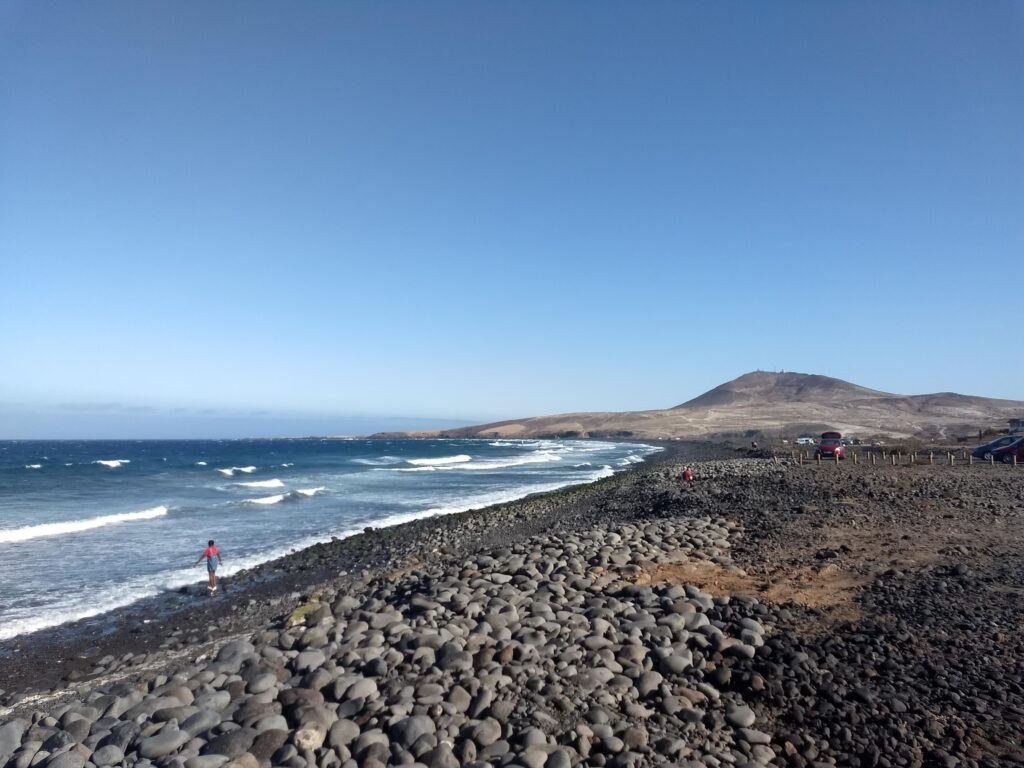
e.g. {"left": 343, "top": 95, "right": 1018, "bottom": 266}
{"left": 816, "top": 431, "right": 846, "bottom": 460}
{"left": 992, "top": 437, "right": 1024, "bottom": 464}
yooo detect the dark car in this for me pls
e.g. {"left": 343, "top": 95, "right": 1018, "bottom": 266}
{"left": 991, "top": 437, "right": 1024, "bottom": 464}
{"left": 971, "top": 435, "right": 1021, "bottom": 460}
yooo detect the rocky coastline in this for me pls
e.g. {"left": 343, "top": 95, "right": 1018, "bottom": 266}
{"left": 2, "top": 450, "right": 1022, "bottom": 768}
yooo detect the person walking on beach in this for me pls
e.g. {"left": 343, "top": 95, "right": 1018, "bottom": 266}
{"left": 195, "top": 539, "right": 222, "bottom": 594}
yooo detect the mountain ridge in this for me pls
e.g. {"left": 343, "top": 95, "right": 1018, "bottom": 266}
{"left": 374, "top": 371, "right": 1023, "bottom": 440}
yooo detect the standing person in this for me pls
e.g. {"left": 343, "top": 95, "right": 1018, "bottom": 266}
{"left": 195, "top": 539, "right": 222, "bottom": 594}
{"left": 682, "top": 466, "right": 693, "bottom": 483}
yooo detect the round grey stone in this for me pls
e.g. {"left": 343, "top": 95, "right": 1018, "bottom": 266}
{"left": 390, "top": 716, "right": 435, "bottom": 748}
{"left": 725, "top": 704, "right": 756, "bottom": 729}
{"left": 44, "top": 753, "right": 86, "bottom": 768}
{"left": 138, "top": 727, "right": 191, "bottom": 759}
{"left": 91, "top": 746, "right": 124, "bottom": 766}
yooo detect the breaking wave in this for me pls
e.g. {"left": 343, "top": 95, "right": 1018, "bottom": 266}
{"left": 243, "top": 488, "right": 327, "bottom": 505}
{"left": 93, "top": 459, "right": 130, "bottom": 468}
{"left": 391, "top": 451, "right": 561, "bottom": 472}
{"left": 0, "top": 506, "right": 169, "bottom": 544}
{"left": 406, "top": 454, "right": 471, "bottom": 466}
{"left": 236, "top": 478, "right": 284, "bottom": 489}
{"left": 217, "top": 466, "right": 257, "bottom": 477}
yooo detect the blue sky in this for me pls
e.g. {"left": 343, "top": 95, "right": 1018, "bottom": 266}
{"left": 1, "top": 2, "right": 1022, "bottom": 438}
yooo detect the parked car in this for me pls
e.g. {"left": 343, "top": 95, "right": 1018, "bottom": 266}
{"left": 795, "top": 437, "right": 816, "bottom": 446}
{"left": 816, "top": 432, "right": 846, "bottom": 460}
{"left": 991, "top": 437, "right": 1024, "bottom": 464}
{"left": 971, "top": 435, "right": 1021, "bottom": 460}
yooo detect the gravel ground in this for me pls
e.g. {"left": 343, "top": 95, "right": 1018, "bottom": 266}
{"left": 2, "top": 450, "right": 1022, "bottom": 768}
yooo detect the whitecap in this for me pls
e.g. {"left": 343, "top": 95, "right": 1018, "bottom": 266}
{"left": 406, "top": 454, "right": 471, "bottom": 466}
{"left": 0, "top": 506, "right": 168, "bottom": 544}
{"left": 216, "top": 466, "right": 257, "bottom": 477}
{"left": 25, "top": 464, "right": 42, "bottom": 470}
{"left": 243, "top": 487, "right": 324, "bottom": 505}
{"left": 93, "top": 459, "right": 130, "bottom": 468}
{"left": 236, "top": 478, "right": 284, "bottom": 489}
{"left": 352, "top": 456, "right": 401, "bottom": 466}
{"left": 391, "top": 451, "right": 561, "bottom": 473}
{"left": 246, "top": 493, "right": 287, "bottom": 505}
{"left": 195, "top": 461, "right": 208, "bottom": 466}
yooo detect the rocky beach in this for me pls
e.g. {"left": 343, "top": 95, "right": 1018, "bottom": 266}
{"left": 2, "top": 449, "right": 1022, "bottom": 768}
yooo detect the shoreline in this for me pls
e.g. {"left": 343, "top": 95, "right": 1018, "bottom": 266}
{"left": 0, "top": 439, "right": 728, "bottom": 705}
{"left": 1, "top": 451, "right": 1022, "bottom": 765}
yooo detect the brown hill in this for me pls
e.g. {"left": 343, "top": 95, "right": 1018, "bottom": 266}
{"left": 378, "top": 371, "right": 1023, "bottom": 441}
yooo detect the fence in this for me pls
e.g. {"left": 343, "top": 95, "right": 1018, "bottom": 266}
{"left": 778, "top": 449, "right": 1019, "bottom": 467}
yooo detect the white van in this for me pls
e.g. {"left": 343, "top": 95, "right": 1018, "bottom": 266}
{"left": 795, "top": 437, "right": 816, "bottom": 446}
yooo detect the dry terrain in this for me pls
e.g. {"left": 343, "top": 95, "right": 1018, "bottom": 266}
{"left": 379, "top": 371, "right": 1023, "bottom": 441}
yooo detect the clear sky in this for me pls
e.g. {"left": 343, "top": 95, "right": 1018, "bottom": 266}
{"left": 2, "top": 2, "right": 1022, "bottom": 438}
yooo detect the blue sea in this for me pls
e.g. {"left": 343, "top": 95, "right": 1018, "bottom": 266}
{"left": 0, "top": 438, "right": 659, "bottom": 640}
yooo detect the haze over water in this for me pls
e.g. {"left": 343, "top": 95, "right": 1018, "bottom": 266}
{"left": 0, "top": 438, "right": 659, "bottom": 640}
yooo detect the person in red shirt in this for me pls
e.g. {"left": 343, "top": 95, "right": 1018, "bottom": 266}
{"left": 194, "top": 539, "right": 223, "bottom": 594}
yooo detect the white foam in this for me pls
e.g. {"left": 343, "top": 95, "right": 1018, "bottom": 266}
{"left": 93, "top": 459, "right": 130, "bottom": 468}
{"left": 246, "top": 493, "right": 287, "bottom": 505}
{"left": 352, "top": 456, "right": 401, "bottom": 466}
{"left": 243, "top": 487, "right": 325, "bottom": 505}
{"left": 236, "top": 478, "right": 284, "bottom": 489}
{"left": 406, "top": 454, "right": 471, "bottom": 466}
{"left": 25, "top": 464, "right": 42, "bottom": 469}
{"left": 0, "top": 453, "right": 630, "bottom": 641}
{"left": 280, "top": 463, "right": 294, "bottom": 468}
{"left": 216, "top": 466, "right": 257, "bottom": 477}
{"left": 458, "top": 451, "right": 562, "bottom": 471}
{"left": 195, "top": 461, "right": 208, "bottom": 466}
{"left": 414, "top": 465, "right": 617, "bottom": 517}
{"left": 0, "top": 506, "right": 168, "bottom": 544}
{"left": 392, "top": 451, "right": 561, "bottom": 472}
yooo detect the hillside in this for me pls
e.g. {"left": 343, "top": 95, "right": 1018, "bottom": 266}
{"left": 377, "top": 371, "right": 1024, "bottom": 441}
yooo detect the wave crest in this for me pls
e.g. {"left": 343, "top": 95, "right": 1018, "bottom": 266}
{"left": 406, "top": 454, "right": 471, "bottom": 466}
{"left": 217, "top": 466, "right": 257, "bottom": 477}
{"left": 243, "top": 488, "right": 326, "bottom": 505}
{"left": 0, "top": 506, "right": 169, "bottom": 544}
{"left": 93, "top": 459, "right": 130, "bottom": 468}
{"left": 236, "top": 478, "right": 284, "bottom": 489}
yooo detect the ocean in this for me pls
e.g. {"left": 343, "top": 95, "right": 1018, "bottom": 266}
{"left": 0, "top": 438, "right": 660, "bottom": 640}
